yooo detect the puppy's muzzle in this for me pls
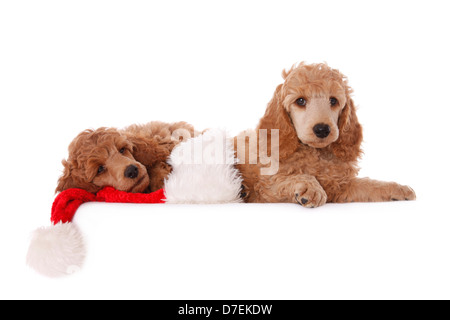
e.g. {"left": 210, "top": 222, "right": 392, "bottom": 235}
{"left": 124, "top": 165, "right": 139, "bottom": 179}
{"left": 313, "top": 123, "right": 331, "bottom": 139}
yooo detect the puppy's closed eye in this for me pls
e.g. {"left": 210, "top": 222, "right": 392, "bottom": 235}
{"left": 97, "top": 165, "right": 106, "bottom": 175}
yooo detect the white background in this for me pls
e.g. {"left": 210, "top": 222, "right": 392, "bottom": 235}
{"left": 1, "top": 0, "right": 449, "bottom": 299}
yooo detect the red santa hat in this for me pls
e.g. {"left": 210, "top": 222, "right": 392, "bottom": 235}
{"left": 27, "top": 129, "right": 243, "bottom": 277}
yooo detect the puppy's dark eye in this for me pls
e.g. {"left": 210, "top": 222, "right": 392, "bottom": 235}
{"left": 97, "top": 166, "right": 105, "bottom": 175}
{"left": 119, "top": 148, "right": 126, "bottom": 154}
{"left": 330, "top": 97, "right": 338, "bottom": 106}
{"left": 295, "top": 98, "right": 307, "bottom": 106}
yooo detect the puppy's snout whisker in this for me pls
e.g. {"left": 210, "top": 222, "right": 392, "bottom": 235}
{"left": 313, "top": 123, "right": 331, "bottom": 138}
{"left": 124, "top": 165, "right": 139, "bottom": 179}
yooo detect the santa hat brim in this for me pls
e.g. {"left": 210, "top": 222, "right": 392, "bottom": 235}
{"left": 164, "top": 128, "right": 243, "bottom": 204}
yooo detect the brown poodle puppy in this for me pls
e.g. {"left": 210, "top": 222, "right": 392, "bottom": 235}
{"left": 235, "top": 62, "right": 416, "bottom": 207}
{"left": 56, "top": 121, "right": 195, "bottom": 194}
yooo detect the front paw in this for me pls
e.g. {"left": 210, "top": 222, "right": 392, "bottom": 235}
{"left": 390, "top": 184, "right": 416, "bottom": 201}
{"left": 293, "top": 180, "right": 327, "bottom": 208}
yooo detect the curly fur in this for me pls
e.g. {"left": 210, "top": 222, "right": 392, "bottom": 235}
{"left": 236, "top": 62, "right": 415, "bottom": 207}
{"left": 56, "top": 121, "right": 195, "bottom": 194}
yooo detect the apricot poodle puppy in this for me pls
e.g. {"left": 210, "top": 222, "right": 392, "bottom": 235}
{"left": 236, "top": 62, "right": 415, "bottom": 207}
{"left": 56, "top": 121, "right": 195, "bottom": 194}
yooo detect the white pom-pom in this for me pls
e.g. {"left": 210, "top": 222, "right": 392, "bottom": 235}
{"left": 26, "top": 222, "right": 86, "bottom": 277}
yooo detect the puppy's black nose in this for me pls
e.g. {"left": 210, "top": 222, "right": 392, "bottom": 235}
{"left": 124, "top": 165, "right": 139, "bottom": 179}
{"left": 313, "top": 123, "right": 331, "bottom": 138}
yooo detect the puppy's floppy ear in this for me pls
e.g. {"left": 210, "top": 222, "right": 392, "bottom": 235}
{"left": 55, "top": 159, "right": 100, "bottom": 193}
{"left": 56, "top": 159, "right": 77, "bottom": 193}
{"left": 331, "top": 96, "right": 363, "bottom": 161}
{"left": 127, "top": 135, "right": 173, "bottom": 167}
{"left": 257, "top": 84, "right": 300, "bottom": 159}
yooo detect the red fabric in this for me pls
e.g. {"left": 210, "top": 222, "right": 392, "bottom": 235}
{"left": 51, "top": 187, "right": 166, "bottom": 225}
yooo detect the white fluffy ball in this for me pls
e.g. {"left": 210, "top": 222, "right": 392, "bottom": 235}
{"left": 26, "top": 222, "right": 86, "bottom": 277}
